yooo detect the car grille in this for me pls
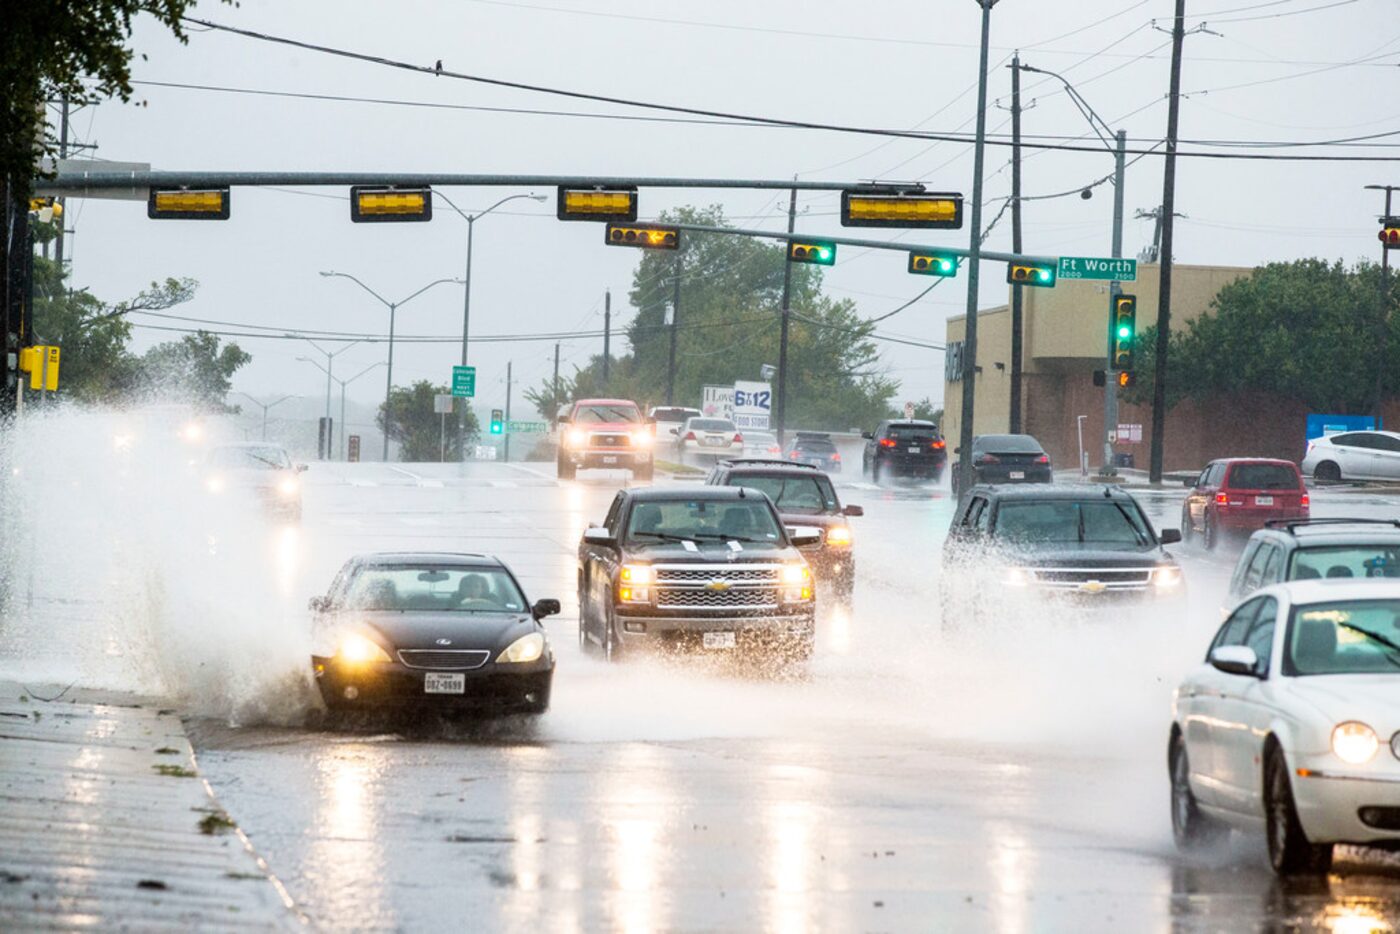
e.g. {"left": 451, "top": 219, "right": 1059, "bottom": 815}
{"left": 656, "top": 587, "right": 781, "bottom": 609}
{"left": 651, "top": 563, "right": 783, "bottom": 610}
{"left": 1033, "top": 568, "right": 1152, "bottom": 586}
{"left": 655, "top": 567, "right": 778, "bottom": 583}
{"left": 397, "top": 649, "right": 491, "bottom": 670}
{"left": 590, "top": 432, "right": 631, "bottom": 447}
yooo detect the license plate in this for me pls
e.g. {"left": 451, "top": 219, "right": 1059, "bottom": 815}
{"left": 908, "top": 446, "right": 920, "bottom": 453}
{"left": 1010, "top": 470, "right": 1025, "bottom": 479}
{"left": 601, "top": 455, "right": 618, "bottom": 464}
{"left": 1255, "top": 495, "right": 1273, "bottom": 505}
{"left": 702, "top": 631, "right": 736, "bottom": 649}
{"left": 704, "top": 437, "right": 725, "bottom": 446}
{"left": 424, "top": 672, "right": 465, "bottom": 694}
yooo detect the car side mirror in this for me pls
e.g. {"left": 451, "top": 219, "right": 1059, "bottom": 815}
{"left": 583, "top": 527, "right": 616, "bottom": 547}
{"left": 843, "top": 504, "right": 864, "bottom": 517}
{"left": 1159, "top": 528, "right": 1182, "bottom": 545}
{"left": 532, "top": 598, "right": 561, "bottom": 619}
{"left": 296, "top": 463, "right": 309, "bottom": 473}
{"left": 787, "top": 525, "right": 822, "bottom": 547}
{"left": 861, "top": 431, "right": 873, "bottom": 440}
{"left": 669, "top": 427, "right": 680, "bottom": 435}
{"left": 1209, "top": 645, "right": 1261, "bottom": 677}
{"left": 557, "top": 415, "right": 571, "bottom": 425}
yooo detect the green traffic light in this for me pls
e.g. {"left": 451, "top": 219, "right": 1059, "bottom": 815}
{"left": 1117, "top": 325, "right": 1132, "bottom": 339}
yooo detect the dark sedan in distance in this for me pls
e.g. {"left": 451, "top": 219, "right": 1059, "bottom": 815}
{"left": 310, "top": 552, "right": 559, "bottom": 715}
{"left": 950, "top": 433, "right": 1052, "bottom": 498}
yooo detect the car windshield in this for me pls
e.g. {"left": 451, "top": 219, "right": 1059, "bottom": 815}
{"left": 994, "top": 499, "right": 1153, "bottom": 546}
{"left": 689, "top": 419, "right": 735, "bottom": 432}
{"left": 209, "top": 446, "right": 290, "bottom": 470}
{"left": 1228, "top": 464, "right": 1298, "bottom": 490}
{"left": 575, "top": 404, "right": 641, "bottom": 424}
{"left": 343, "top": 566, "right": 527, "bottom": 613}
{"left": 1284, "top": 599, "right": 1400, "bottom": 676}
{"left": 732, "top": 475, "right": 838, "bottom": 514}
{"left": 1291, "top": 546, "right": 1400, "bottom": 580}
{"left": 626, "top": 498, "right": 783, "bottom": 544}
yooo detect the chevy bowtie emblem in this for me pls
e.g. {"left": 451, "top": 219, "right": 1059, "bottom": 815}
{"left": 435, "top": 638, "right": 453, "bottom": 646}
{"left": 1079, "top": 581, "right": 1107, "bottom": 594}
{"left": 705, "top": 579, "right": 731, "bottom": 592}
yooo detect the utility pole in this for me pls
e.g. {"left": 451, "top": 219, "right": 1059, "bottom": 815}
{"left": 666, "top": 257, "right": 681, "bottom": 405}
{"left": 552, "top": 341, "right": 561, "bottom": 418}
{"left": 1149, "top": 0, "right": 1188, "bottom": 484}
{"left": 503, "top": 360, "right": 513, "bottom": 463}
{"left": 957, "top": 0, "right": 998, "bottom": 495}
{"left": 54, "top": 96, "right": 69, "bottom": 271}
{"left": 775, "top": 185, "right": 798, "bottom": 445}
{"left": 602, "top": 288, "right": 611, "bottom": 387}
{"left": 1369, "top": 184, "right": 1397, "bottom": 418}
{"left": 1008, "top": 52, "right": 1024, "bottom": 434}
{"left": 1102, "top": 129, "right": 1127, "bottom": 476}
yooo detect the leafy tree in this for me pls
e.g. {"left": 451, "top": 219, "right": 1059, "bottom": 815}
{"left": 377, "top": 380, "right": 478, "bottom": 462}
{"left": 1125, "top": 259, "right": 1398, "bottom": 414}
{"left": 524, "top": 372, "right": 574, "bottom": 423}
{"left": 123, "top": 331, "right": 251, "bottom": 410}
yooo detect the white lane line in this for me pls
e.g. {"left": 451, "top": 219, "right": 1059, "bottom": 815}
{"left": 489, "top": 481, "right": 518, "bottom": 488}
{"left": 388, "top": 466, "right": 444, "bottom": 488}
{"left": 400, "top": 516, "right": 439, "bottom": 526}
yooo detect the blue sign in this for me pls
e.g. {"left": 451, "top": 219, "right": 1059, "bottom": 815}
{"left": 1306, "top": 413, "right": 1376, "bottom": 443}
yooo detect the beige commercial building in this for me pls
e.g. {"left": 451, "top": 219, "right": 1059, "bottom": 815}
{"left": 943, "top": 263, "right": 1262, "bottom": 472}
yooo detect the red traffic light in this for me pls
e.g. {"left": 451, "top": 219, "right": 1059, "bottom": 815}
{"left": 1381, "top": 224, "right": 1400, "bottom": 248}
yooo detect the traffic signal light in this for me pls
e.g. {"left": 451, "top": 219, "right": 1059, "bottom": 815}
{"left": 490, "top": 409, "right": 504, "bottom": 435}
{"left": 908, "top": 251, "right": 958, "bottom": 277}
{"left": 1006, "top": 261, "right": 1056, "bottom": 288}
{"left": 558, "top": 187, "right": 637, "bottom": 222}
{"left": 841, "top": 190, "right": 963, "bottom": 229}
{"left": 148, "top": 187, "right": 230, "bottom": 220}
{"left": 788, "top": 240, "right": 836, "bottom": 266}
{"left": 1117, "top": 371, "right": 1136, "bottom": 388}
{"left": 1381, "top": 217, "right": 1400, "bottom": 249}
{"left": 350, "top": 186, "right": 432, "bottom": 223}
{"left": 605, "top": 223, "right": 679, "bottom": 250}
{"left": 1112, "top": 294, "right": 1136, "bottom": 371}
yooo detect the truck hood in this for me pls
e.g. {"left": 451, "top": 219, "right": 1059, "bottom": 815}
{"left": 996, "top": 541, "right": 1173, "bottom": 568}
{"left": 626, "top": 540, "right": 799, "bottom": 563}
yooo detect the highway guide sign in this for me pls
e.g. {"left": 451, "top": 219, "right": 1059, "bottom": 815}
{"left": 507, "top": 421, "right": 548, "bottom": 434}
{"left": 452, "top": 366, "right": 476, "bottom": 397}
{"left": 1058, "top": 256, "right": 1137, "bottom": 281}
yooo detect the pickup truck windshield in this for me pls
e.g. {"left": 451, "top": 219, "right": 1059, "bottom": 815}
{"left": 575, "top": 404, "right": 641, "bottom": 424}
{"left": 995, "top": 500, "right": 1152, "bottom": 546}
{"left": 732, "top": 475, "right": 837, "bottom": 514}
{"left": 626, "top": 499, "right": 783, "bottom": 544}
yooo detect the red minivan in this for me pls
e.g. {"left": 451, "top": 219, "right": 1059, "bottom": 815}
{"left": 1180, "top": 458, "right": 1309, "bottom": 549}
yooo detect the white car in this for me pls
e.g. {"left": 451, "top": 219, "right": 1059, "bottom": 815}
{"left": 1301, "top": 429, "right": 1400, "bottom": 483}
{"left": 1169, "top": 579, "right": 1400, "bottom": 874}
{"left": 741, "top": 431, "right": 782, "bottom": 459}
{"left": 648, "top": 406, "right": 701, "bottom": 444}
{"left": 674, "top": 417, "right": 743, "bottom": 465}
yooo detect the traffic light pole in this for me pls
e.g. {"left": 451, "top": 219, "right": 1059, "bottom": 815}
{"left": 775, "top": 186, "right": 797, "bottom": 445}
{"left": 504, "top": 360, "right": 513, "bottom": 464}
{"left": 602, "top": 288, "right": 611, "bottom": 388}
{"left": 1369, "top": 184, "right": 1396, "bottom": 419}
{"left": 1102, "top": 129, "right": 1127, "bottom": 476}
{"left": 1009, "top": 53, "right": 1024, "bottom": 435}
{"left": 666, "top": 258, "right": 681, "bottom": 406}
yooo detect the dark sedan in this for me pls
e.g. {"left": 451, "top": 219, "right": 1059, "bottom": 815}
{"left": 309, "top": 552, "right": 559, "bottom": 715}
{"left": 950, "top": 433, "right": 1052, "bottom": 497}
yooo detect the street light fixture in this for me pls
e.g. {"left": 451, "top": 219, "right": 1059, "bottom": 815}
{"left": 287, "top": 335, "right": 364, "bottom": 459}
{"left": 298, "top": 357, "right": 386, "bottom": 460}
{"left": 319, "top": 271, "right": 464, "bottom": 461}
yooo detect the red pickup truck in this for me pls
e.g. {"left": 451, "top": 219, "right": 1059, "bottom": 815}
{"left": 557, "top": 398, "right": 654, "bottom": 481}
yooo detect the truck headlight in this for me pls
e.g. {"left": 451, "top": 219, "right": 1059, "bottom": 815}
{"left": 277, "top": 476, "right": 300, "bottom": 498}
{"left": 630, "top": 431, "right": 653, "bottom": 447}
{"left": 619, "top": 566, "right": 652, "bottom": 603}
{"left": 567, "top": 429, "right": 588, "bottom": 448}
{"left": 499, "top": 632, "right": 545, "bottom": 664}
{"left": 782, "top": 564, "right": 812, "bottom": 601}
{"left": 1004, "top": 568, "right": 1032, "bottom": 588}
{"left": 825, "top": 526, "right": 852, "bottom": 546}
{"left": 1153, "top": 565, "right": 1183, "bottom": 589}
{"left": 1332, "top": 721, "right": 1379, "bottom": 764}
{"left": 338, "top": 632, "right": 392, "bottom": 665}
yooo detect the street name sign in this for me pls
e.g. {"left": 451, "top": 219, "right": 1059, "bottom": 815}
{"left": 1057, "top": 256, "right": 1137, "bottom": 281}
{"left": 507, "top": 421, "right": 548, "bottom": 434}
{"left": 452, "top": 366, "right": 476, "bottom": 397}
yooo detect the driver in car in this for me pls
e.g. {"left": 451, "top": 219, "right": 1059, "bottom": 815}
{"left": 454, "top": 573, "right": 498, "bottom": 610}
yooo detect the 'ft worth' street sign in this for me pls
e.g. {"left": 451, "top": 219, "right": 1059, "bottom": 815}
{"left": 1058, "top": 256, "right": 1137, "bottom": 282}
{"left": 507, "top": 421, "right": 548, "bottom": 434}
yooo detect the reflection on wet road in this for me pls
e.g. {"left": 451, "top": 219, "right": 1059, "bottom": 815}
{"left": 181, "top": 463, "right": 1400, "bottom": 931}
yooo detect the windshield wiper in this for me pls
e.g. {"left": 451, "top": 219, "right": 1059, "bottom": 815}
{"left": 630, "top": 531, "right": 698, "bottom": 544}
{"left": 247, "top": 454, "right": 284, "bottom": 469}
{"left": 692, "top": 532, "right": 772, "bottom": 544}
{"left": 1336, "top": 621, "right": 1400, "bottom": 660}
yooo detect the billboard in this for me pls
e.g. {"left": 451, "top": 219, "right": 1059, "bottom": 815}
{"left": 702, "top": 385, "right": 734, "bottom": 419}
{"left": 733, "top": 381, "right": 772, "bottom": 430}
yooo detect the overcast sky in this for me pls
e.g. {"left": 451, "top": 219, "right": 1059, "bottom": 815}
{"left": 55, "top": 0, "right": 1398, "bottom": 421}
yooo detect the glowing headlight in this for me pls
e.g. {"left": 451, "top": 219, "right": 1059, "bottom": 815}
{"left": 180, "top": 421, "right": 204, "bottom": 443}
{"left": 499, "top": 632, "right": 546, "bottom": 664}
{"left": 825, "top": 526, "right": 852, "bottom": 546}
{"left": 630, "top": 431, "right": 653, "bottom": 447}
{"left": 781, "top": 563, "right": 813, "bottom": 601}
{"left": 567, "top": 429, "right": 588, "bottom": 448}
{"left": 206, "top": 475, "right": 226, "bottom": 494}
{"left": 1332, "top": 721, "right": 1379, "bottom": 764}
{"left": 1153, "top": 565, "right": 1183, "bottom": 589}
{"left": 337, "top": 632, "right": 392, "bottom": 664}
{"left": 619, "top": 565, "right": 652, "bottom": 602}
{"left": 620, "top": 565, "right": 652, "bottom": 585}
{"left": 112, "top": 433, "right": 134, "bottom": 451}
{"left": 1004, "top": 567, "right": 1032, "bottom": 588}
{"left": 781, "top": 564, "right": 811, "bottom": 585}
{"left": 277, "top": 476, "right": 300, "bottom": 498}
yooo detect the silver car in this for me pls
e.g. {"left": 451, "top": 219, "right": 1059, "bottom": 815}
{"left": 1301, "top": 430, "right": 1400, "bottom": 482}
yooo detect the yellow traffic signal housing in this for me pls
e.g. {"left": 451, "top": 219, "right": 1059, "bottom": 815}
{"left": 148, "top": 188, "right": 230, "bottom": 220}
{"left": 1381, "top": 217, "right": 1400, "bottom": 249}
{"left": 604, "top": 224, "right": 679, "bottom": 250}
{"left": 1006, "top": 261, "right": 1056, "bottom": 287}
{"left": 350, "top": 186, "right": 432, "bottom": 223}
{"left": 20, "top": 346, "right": 60, "bottom": 390}
{"left": 1111, "top": 294, "right": 1136, "bottom": 371}
{"left": 558, "top": 187, "right": 638, "bottom": 222}
{"left": 788, "top": 240, "right": 836, "bottom": 266}
{"left": 28, "top": 198, "right": 62, "bottom": 222}
{"left": 908, "top": 251, "right": 958, "bottom": 277}
{"left": 842, "top": 190, "right": 963, "bottom": 229}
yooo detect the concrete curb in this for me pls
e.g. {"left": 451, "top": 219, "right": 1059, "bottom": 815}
{"left": 0, "top": 681, "right": 304, "bottom": 930}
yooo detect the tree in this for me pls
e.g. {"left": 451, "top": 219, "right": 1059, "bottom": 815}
{"left": 1125, "top": 259, "right": 1398, "bottom": 414}
{"left": 124, "top": 331, "right": 251, "bottom": 410}
{"left": 377, "top": 380, "right": 478, "bottom": 462}
{"left": 524, "top": 372, "right": 574, "bottom": 423}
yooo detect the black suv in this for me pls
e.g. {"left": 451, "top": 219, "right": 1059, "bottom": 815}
{"left": 943, "top": 485, "right": 1183, "bottom": 612}
{"left": 1226, "top": 518, "right": 1400, "bottom": 603}
{"left": 705, "top": 459, "right": 863, "bottom": 597}
{"left": 949, "top": 434, "right": 1052, "bottom": 498}
{"left": 785, "top": 432, "right": 842, "bottom": 473}
{"left": 577, "top": 487, "right": 821, "bottom": 661}
{"left": 862, "top": 419, "right": 947, "bottom": 483}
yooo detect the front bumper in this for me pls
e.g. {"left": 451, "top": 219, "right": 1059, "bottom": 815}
{"left": 801, "top": 546, "right": 855, "bottom": 585}
{"left": 1290, "top": 750, "right": 1400, "bottom": 845}
{"left": 311, "top": 656, "right": 553, "bottom": 711}
{"left": 613, "top": 610, "right": 815, "bottom": 652}
{"left": 566, "top": 448, "right": 651, "bottom": 468}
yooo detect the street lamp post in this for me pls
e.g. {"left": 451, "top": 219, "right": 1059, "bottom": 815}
{"left": 288, "top": 336, "right": 364, "bottom": 459}
{"left": 232, "top": 392, "right": 295, "bottom": 441}
{"left": 435, "top": 192, "right": 547, "bottom": 459}
{"left": 297, "top": 358, "right": 385, "bottom": 460}
{"left": 319, "top": 272, "right": 464, "bottom": 461}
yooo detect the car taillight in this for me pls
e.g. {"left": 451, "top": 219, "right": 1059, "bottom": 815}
{"left": 931, "top": 440, "right": 946, "bottom": 450}
{"left": 1301, "top": 492, "right": 1310, "bottom": 508}
{"left": 976, "top": 453, "right": 1000, "bottom": 465}
{"left": 1215, "top": 492, "right": 1229, "bottom": 506}
{"left": 1036, "top": 454, "right": 1050, "bottom": 464}
{"left": 768, "top": 446, "right": 781, "bottom": 454}
{"left": 878, "top": 438, "right": 896, "bottom": 448}
{"left": 683, "top": 431, "right": 696, "bottom": 441}
{"left": 832, "top": 452, "right": 841, "bottom": 461}
{"left": 733, "top": 433, "right": 743, "bottom": 443}
{"left": 789, "top": 451, "right": 800, "bottom": 459}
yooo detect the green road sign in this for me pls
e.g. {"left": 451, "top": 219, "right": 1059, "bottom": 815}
{"left": 1058, "top": 256, "right": 1137, "bottom": 281}
{"left": 507, "top": 420, "right": 548, "bottom": 434}
{"left": 452, "top": 366, "right": 476, "bottom": 397}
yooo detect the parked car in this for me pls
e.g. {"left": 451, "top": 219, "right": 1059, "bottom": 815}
{"left": 706, "top": 458, "right": 863, "bottom": 597}
{"left": 309, "top": 552, "right": 560, "bottom": 714}
{"left": 202, "top": 442, "right": 306, "bottom": 522}
{"left": 785, "top": 432, "right": 841, "bottom": 473}
{"left": 648, "top": 406, "right": 701, "bottom": 443}
{"left": 674, "top": 417, "right": 743, "bottom": 465}
{"left": 1301, "top": 430, "right": 1400, "bottom": 483}
{"left": 943, "top": 485, "right": 1183, "bottom": 614}
{"left": 1227, "top": 518, "right": 1400, "bottom": 603}
{"left": 557, "top": 398, "right": 653, "bottom": 481}
{"left": 741, "top": 430, "right": 782, "bottom": 459}
{"left": 862, "top": 419, "right": 946, "bottom": 484}
{"left": 577, "top": 487, "right": 820, "bottom": 661}
{"left": 1168, "top": 579, "right": 1400, "bottom": 874}
{"left": 949, "top": 434, "right": 1051, "bottom": 498}
{"left": 1181, "top": 458, "right": 1309, "bottom": 550}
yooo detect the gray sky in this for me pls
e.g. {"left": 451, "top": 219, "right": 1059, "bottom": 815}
{"left": 57, "top": 0, "right": 1397, "bottom": 420}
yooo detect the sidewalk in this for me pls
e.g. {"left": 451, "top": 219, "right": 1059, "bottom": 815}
{"left": 0, "top": 681, "right": 302, "bottom": 931}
